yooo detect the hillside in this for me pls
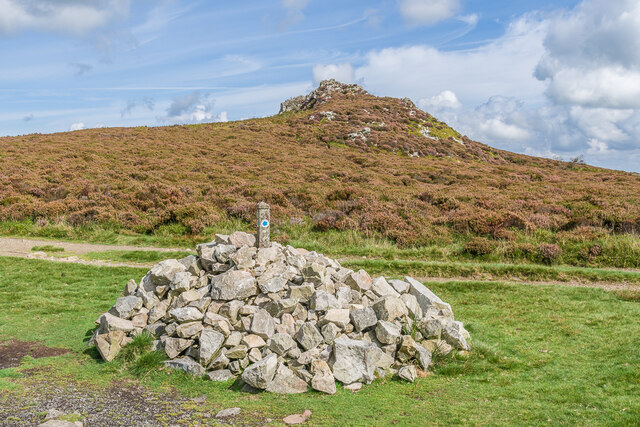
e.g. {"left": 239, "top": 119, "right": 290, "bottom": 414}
{"left": 1, "top": 80, "right": 639, "bottom": 246}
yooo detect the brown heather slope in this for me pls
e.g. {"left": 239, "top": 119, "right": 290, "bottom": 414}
{"left": 1, "top": 80, "right": 640, "bottom": 246}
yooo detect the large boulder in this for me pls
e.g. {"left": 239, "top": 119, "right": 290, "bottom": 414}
{"left": 241, "top": 353, "right": 278, "bottom": 389}
{"left": 265, "top": 364, "right": 308, "bottom": 394}
{"left": 149, "top": 259, "right": 186, "bottom": 286}
{"left": 330, "top": 337, "right": 380, "bottom": 385}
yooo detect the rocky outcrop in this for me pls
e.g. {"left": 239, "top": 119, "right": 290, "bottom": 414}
{"left": 279, "top": 79, "right": 368, "bottom": 113}
{"left": 92, "top": 230, "right": 471, "bottom": 393}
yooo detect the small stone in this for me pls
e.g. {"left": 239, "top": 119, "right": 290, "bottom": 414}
{"left": 149, "top": 259, "right": 186, "bottom": 286}
{"left": 169, "top": 307, "right": 204, "bottom": 323}
{"left": 95, "top": 331, "right": 125, "bottom": 361}
{"left": 176, "top": 322, "right": 204, "bottom": 338}
{"left": 163, "top": 337, "right": 193, "bottom": 359}
{"left": 400, "top": 293, "right": 423, "bottom": 320}
{"left": 248, "top": 347, "right": 263, "bottom": 362}
{"left": 302, "top": 263, "right": 326, "bottom": 285}
{"left": 344, "top": 382, "right": 362, "bottom": 392}
{"left": 109, "top": 295, "right": 143, "bottom": 319}
{"left": 122, "top": 279, "right": 137, "bottom": 296}
{"left": 309, "top": 290, "right": 340, "bottom": 312}
{"left": 226, "top": 345, "right": 248, "bottom": 359}
{"left": 320, "top": 322, "right": 340, "bottom": 345}
{"left": 163, "top": 357, "right": 206, "bottom": 377}
{"left": 397, "top": 335, "right": 418, "bottom": 362}
{"left": 214, "top": 244, "right": 236, "bottom": 263}
{"left": 208, "top": 369, "right": 235, "bottom": 382}
{"left": 216, "top": 407, "right": 241, "bottom": 418}
{"left": 330, "top": 337, "right": 380, "bottom": 385}
{"left": 388, "top": 279, "right": 409, "bottom": 294}
{"left": 288, "top": 283, "right": 315, "bottom": 303}
{"left": 319, "top": 309, "right": 350, "bottom": 329}
{"left": 415, "top": 345, "right": 432, "bottom": 370}
{"left": 398, "top": 365, "right": 417, "bottom": 382}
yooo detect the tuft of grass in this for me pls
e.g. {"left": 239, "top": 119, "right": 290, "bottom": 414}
{"left": 31, "top": 245, "right": 65, "bottom": 252}
{"left": 129, "top": 350, "right": 167, "bottom": 377}
{"left": 614, "top": 289, "right": 640, "bottom": 302}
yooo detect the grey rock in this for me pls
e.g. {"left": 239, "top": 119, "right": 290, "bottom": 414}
{"left": 319, "top": 308, "right": 350, "bottom": 329}
{"left": 288, "top": 283, "right": 315, "bottom": 303}
{"left": 265, "top": 363, "right": 309, "bottom": 394}
{"left": 350, "top": 307, "right": 378, "bottom": 332}
{"left": 400, "top": 293, "right": 423, "bottom": 320}
{"left": 122, "top": 278, "right": 137, "bottom": 296}
{"left": 405, "top": 276, "right": 453, "bottom": 314}
{"left": 345, "top": 269, "right": 372, "bottom": 292}
{"left": 163, "top": 357, "right": 205, "bottom": 377}
{"left": 148, "top": 299, "right": 170, "bottom": 324}
{"left": 199, "top": 329, "right": 225, "bottom": 366}
{"left": 415, "top": 345, "right": 432, "bottom": 370}
{"left": 397, "top": 335, "right": 418, "bottom": 363}
{"left": 163, "top": 337, "right": 193, "bottom": 359}
{"left": 149, "top": 259, "right": 186, "bottom": 286}
{"left": 375, "top": 320, "right": 402, "bottom": 345}
{"left": 145, "top": 322, "right": 166, "bottom": 337}
{"left": 226, "top": 345, "right": 248, "bottom": 359}
{"left": 219, "top": 300, "right": 244, "bottom": 323}
{"left": 330, "top": 337, "right": 380, "bottom": 385}
{"left": 241, "top": 353, "right": 278, "bottom": 389}
{"left": 169, "top": 307, "right": 204, "bottom": 323}
{"left": 371, "top": 277, "right": 400, "bottom": 298}
{"left": 388, "top": 279, "right": 409, "bottom": 294}
{"left": 320, "top": 322, "right": 340, "bottom": 345}
{"left": 216, "top": 407, "right": 241, "bottom": 418}
{"left": 269, "top": 333, "right": 297, "bottom": 355}
{"left": 294, "top": 322, "right": 324, "bottom": 351}
{"left": 302, "top": 263, "right": 326, "bottom": 285}
{"left": 108, "top": 295, "right": 142, "bottom": 319}
{"left": 230, "top": 246, "right": 257, "bottom": 270}
{"left": 211, "top": 270, "right": 258, "bottom": 301}
{"left": 309, "top": 290, "right": 340, "bottom": 312}
{"left": 398, "top": 365, "right": 417, "bottom": 382}
{"left": 170, "top": 271, "right": 192, "bottom": 292}
{"left": 209, "top": 350, "right": 230, "bottom": 370}
{"left": 310, "top": 359, "right": 336, "bottom": 394}
{"left": 176, "top": 322, "right": 204, "bottom": 338}
{"left": 207, "top": 369, "right": 235, "bottom": 382}
{"left": 250, "top": 309, "right": 275, "bottom": 339}
{"left": 215, "top": 244, "right": 237, "bottom": 263}
{"left": 372, "top": 295, "right": 408, "bottom": 321}
{"left": 95, "top": 331, "right": 124, "bottom": 362}
{"left": 441, "top": 319, "right": 471, "bottom": 351}
{"left": 242, "top": 334, "right": 267, "bottom": 348}
{"left": 228, "top": 231, "right": 256, "bottom": 248}
{"left": 100, "top": 313, "right": 134, "bottom": 333}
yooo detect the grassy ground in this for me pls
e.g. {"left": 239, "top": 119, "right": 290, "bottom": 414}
{"left": 1, "top": 257, "right": 639, "bottom": 425}
{"left": 82, "top": 250, "right": 196, "bottom": 264}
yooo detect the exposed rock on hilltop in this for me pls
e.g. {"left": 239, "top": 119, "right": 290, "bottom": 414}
{"left": 92, "top": 232, "right": 470, "bottom": 393}
{"left": 279, "top": 79, "right": 369, "bottom": 113}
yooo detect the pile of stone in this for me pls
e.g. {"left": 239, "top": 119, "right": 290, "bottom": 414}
{"left": 92, "top": 231, "right": 470, "bottom": 394}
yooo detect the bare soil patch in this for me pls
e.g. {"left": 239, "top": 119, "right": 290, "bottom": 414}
{"left": 0, "top": 340, "right": 70, "bottom": 370}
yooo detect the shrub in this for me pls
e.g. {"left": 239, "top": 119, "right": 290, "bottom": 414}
{"left": 464, "top": 237, "right": 494, "bottom": 256}
{"left": 538, "top": 243, "right": 562, "bottom": 264}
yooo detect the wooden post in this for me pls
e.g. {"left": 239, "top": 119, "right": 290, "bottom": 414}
{"left": 257, "top": 202, "right": 270, "bottom": 248}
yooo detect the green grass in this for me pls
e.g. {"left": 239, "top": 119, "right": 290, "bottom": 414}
{"left": 343, "top": 258, "right": 640, "bottom": 285}
{"left": 0, "top": 257, "right": 639, "bottom": 424}
{"left": 30, "top": 245, "right": 65, "bottom": 253}
{"left": 82, "top": 250, "right": 195, "bottom": 264}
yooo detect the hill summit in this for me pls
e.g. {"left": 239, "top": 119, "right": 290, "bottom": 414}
{"left": 0, "top": 80, "right": 639, "bottom": 246}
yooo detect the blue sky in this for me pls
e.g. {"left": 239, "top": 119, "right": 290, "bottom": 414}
{"left": 2, "top": 0, "right": 640, "bottom": 172}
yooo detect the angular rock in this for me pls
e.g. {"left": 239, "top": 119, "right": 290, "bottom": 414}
{"left": 230, "top": 246, "right": 257, "bottom": 270}
{"left": 169, "top": 307, "right": 204, "bottom": 323}
{"left": 149, "top": 259, "right": 186, "bottom": 286}
{"left": 375, "top": 320, "right": 402, "bottom": 345}
{"left": 250, "top": 309, "right": 275, "bottom": 339}
{"left": 372, "top": 295, "right": 408, "bottom": 321}
{"left": 310, "top": 359, "right": 336, "bottom": 394}
{"left": 388, "top": 279, "right": 409, "bottom": 294}
{"left": 241, "top": 353, "right": 278, "bottom": 389}
{"left": 405, "top": 276, "right": 452, "bottom": 314}
{"left": 287, "top": 283, "right": 315, "bottom": 302}
{"left": 319, "top": 309, "right": 350, "bottom": 329}
{"left": 398, "top": 365, "right": 417, "bottom": 382}
{"left": 269, "top": 333, "right": 297, "bottom": 355}
{"left": 228, "top": 231, "right": 256, "bottom": 248}
{"left": 400, "top": 293, "right": 423, "bottom": 320}
{"left": 330, "top": 337, "right": 380, "bottom": 385}
{"left": 100, "top": 313, "right": 134, "bottom": 333}
{"left": 345, "top": 269, "right": 372, "bottom": 292}
{"left": 109, "top": 295, "right": 142, "bottom": 319}
{"left": 309, "top": 290, "right": 340, "bottom": 312}
{"left": 226, "top": 345, "right": 248, "bottom": 359}
{"left": 441, "top": 319, "right": 471, "bottom": 351}
{"left": 207, "top": 369, "right": 235, "bottom": 382}
{"left": 95, "top": 331, "right": 125, "bottom": 362}
{"left": 294, "top": 322, "right": 324, "bottom": 351}
{"left": 302, "top": 263, "right": 326, "bottom": 285}
{"left": 170, "top": 271, "right": 192, "bottom": 292}
{"left": 214, "top": 244, "right": 236, "bottom": 263}
{"left": 371, "top": 277, "right": 400, "bottom": 298}
{"left": 163, "top": 337, "right": 193, "bottom": 359}
{"left": 163, "top": 357, "right": 205, "bottom": 377}
{"left": 176, "top": 322, "right": 204, "bottom": 338}
{"left": 350, "top": 307, "right": 377, "bottom": 332}
{"left": 242, "top": 334, "right": 267, "bottom": 348}
{"left": 415, "top": 345, "right": 432, "bottom": 370}
{"left": 397, "top": 335, "right": 418, "bottom": 362}
{"left": 122, "top": 279, "right": 137, "bottom": 296}
{"left": 320, "top": 322, "right": 340, "bottom": 345}
{"left": 211, "top": 270, "right": 258, "bottom": 301}
{"left": 266, "top": 363, "right": 309, "bottom": 394}
{"left": 199, "top": 329, "right": 225, "bottom": 366}
{"left": 147, "top": 299, "right": 170, "bottom": 324}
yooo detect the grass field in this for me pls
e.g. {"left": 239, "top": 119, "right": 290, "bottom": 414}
{"left": 1, "top": 256, "right": 639, "bottom": 425}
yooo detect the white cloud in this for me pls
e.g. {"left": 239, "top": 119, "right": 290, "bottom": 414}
{"left": 398, "top": 0, "right": 461, "bottom": 27}
{"left": 313, "top": 63, "right": 355, "bottom": 85}
{"left": 280, "top": 0, "right": 310, "bottom": 26}
{"left": 69, "top": 122, "right": 85, "bottom": 131}
{"left": 0, "top": 0, "right": 130, "bottom": 35}
{"left": 163, "top": 91, "right": 227, "bottom": 124}
{"left": 419, "top": 90, "right": 461, "bottom": 110}
{"left": 535, "top": 0, "right": 640, "bottom": 109}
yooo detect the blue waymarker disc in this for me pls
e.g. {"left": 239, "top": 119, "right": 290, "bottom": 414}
{"left": 261, "top": 220, "right": 269, "bottom": 227}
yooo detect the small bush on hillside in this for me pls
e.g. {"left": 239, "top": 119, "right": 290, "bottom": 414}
{"left": 538, "top": 243, "right": 562, "bottom": 264}
{"left": 464, "top": 237, "right": 494, "bottom": 256}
